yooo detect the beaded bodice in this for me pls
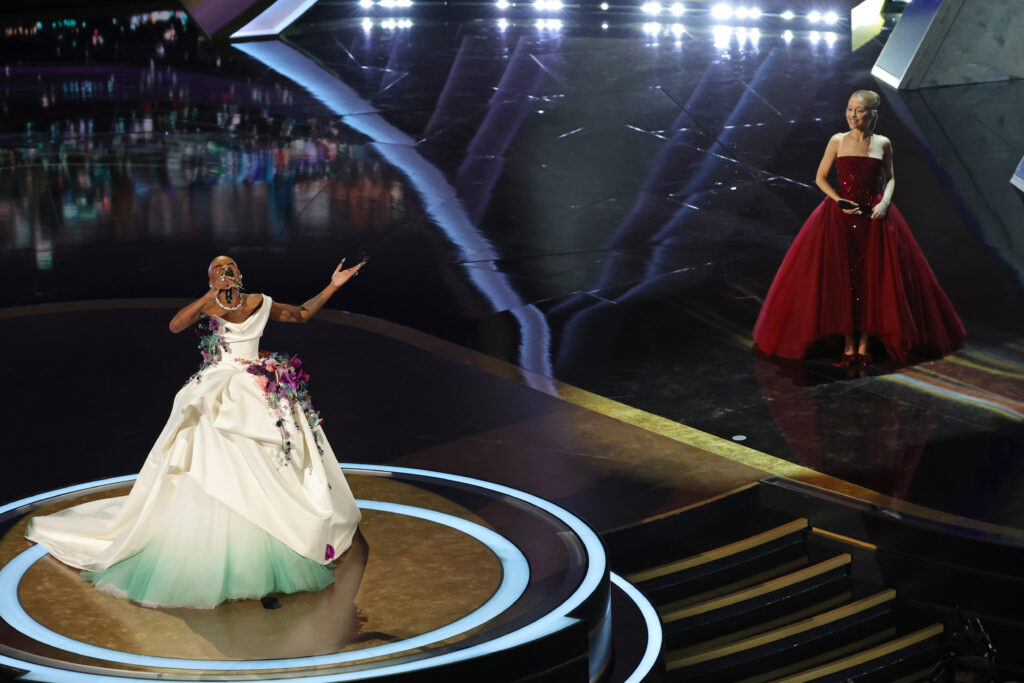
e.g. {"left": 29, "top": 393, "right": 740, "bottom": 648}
{"left": 836, "top": 156, "right": 882, "bottom": 206}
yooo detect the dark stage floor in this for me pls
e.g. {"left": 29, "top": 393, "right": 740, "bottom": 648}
{"left": 2, "top": 3, "right": 1024, "bottom": 535}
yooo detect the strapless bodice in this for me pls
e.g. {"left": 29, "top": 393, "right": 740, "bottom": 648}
{"left": 836, "top": 156, "right": 882, "bottom": 205}
{"left": 210, "top": 295, "right": 272, "bottom": 362}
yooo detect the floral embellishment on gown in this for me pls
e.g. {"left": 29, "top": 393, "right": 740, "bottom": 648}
{"left": 243, "top": 352, "right": 325, "bottom": 464}
{"left": 187, "top": 316, "right": 230, "bottom": 383}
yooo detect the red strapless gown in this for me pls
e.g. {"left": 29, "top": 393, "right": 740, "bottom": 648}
{"left": 753, "top": 156, "right": 965, "bottom": 362}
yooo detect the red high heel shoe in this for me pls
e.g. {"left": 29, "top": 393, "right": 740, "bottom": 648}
{"left": 856, "top": 352, "right": 873, "bottom": 366}
{"left": 832, "top": 353, "right": 857, "bottom": 367}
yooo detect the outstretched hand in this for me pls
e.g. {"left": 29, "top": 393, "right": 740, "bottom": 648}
{"left": 331, "top": 259, "right": 366, "bottom": 287}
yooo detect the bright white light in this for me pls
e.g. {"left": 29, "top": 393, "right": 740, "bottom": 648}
{"left": 749, "top": 7, "right": 761, "bottom": 19}
{"left": 642, "top": 21, "right": 662, "bottom": 35}
{"left": 736, "top": 26, "right": 748, "bottom": 41}
{"left": 671, "top": 22, "right": 684, "bottom": 36}
{"left": 398, "top": 17, "right": 412, "bottom": 27}
{"left": 712, "top": 24, "right": 731, "bottom": 48}
{"left": 711, "top": 3, "right": 732, "bottom": 19}
{"left": 824, "top": 30, "right": 837, "bottom": 45}
{"left": 600, "top": 1, "right": 608, "bottom": 7}
{"left": 379, "top": 0, "right": 395, "bottom": 7}
{"left": 780, "top": 9, "right": 794, "bottom": 20}
{"left": 641, "top": 2, "right": 662, "bottom": 15}
{"left": 498, "top": 17, "right": 509, "bottom": 29}
{"left": 381, "top": 17, "right": 397, "bottom": 28}
{"left": 669, "top": 2, "right": 684, "bottom": 16}
{"left": 547, "top": 0, "right": 563, "bottom": 9}
{"left": 548, "top": 18, "right": 562, "bottom": 28}
{"left": 807, "top": 10, "right": 821, "bottom": 23}
{"left": 601, "top": 20, "right": 609, "bottom": 28}
{"left": 735, "top": 6, "right": 748, "bottom": 18}
{"left": 361, "top": 17, "right": 373, "bottom": 29}
{"left": 783, "top": 28, "right": 793, "bottom": 41}
{"left": 823, "top": 11, "right": 838, "bottom": 24}
{"left": 809, "top": 29, "right": 821, "bottom": 43}
{"left": 396, "top": 0, "right": 413, "bottom": 6}
{"left": 496, "top": 0, "right": 510, "bottom": 7}
{"left": 358, "top": 0, "right": 373, "bottom": 8}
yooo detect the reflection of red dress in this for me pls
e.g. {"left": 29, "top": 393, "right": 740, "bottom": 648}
{"left": 753, "top": 156, "right": 965, "bottom": 362}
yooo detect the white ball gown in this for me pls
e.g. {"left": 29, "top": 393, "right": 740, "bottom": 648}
{"left": 25, "top": 295, "right": 362, "bottom": 608}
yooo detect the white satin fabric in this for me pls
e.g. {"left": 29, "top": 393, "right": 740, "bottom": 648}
{"left": 26, "top": 295, "right": 361, "bottom": 572}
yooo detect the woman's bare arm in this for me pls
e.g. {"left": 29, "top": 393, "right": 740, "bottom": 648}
{"left": 270, "top": 260, "right": 365, "bottom": 324}
{"left": 814, "top": 134, "right": 844, "bottom": 203}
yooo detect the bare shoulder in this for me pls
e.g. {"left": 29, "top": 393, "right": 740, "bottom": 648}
{"left": 877, "top": 134, "right": 893, "bottom": 149}
{"left": 828, "top": 132, "right": 845, "bottom": 146}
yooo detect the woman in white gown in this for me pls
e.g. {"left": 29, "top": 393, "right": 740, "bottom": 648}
{"left": 26, "top": 256, "right": 364, "bottom": 609}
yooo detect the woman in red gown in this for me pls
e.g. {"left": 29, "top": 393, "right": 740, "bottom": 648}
{"left": 753, "top": 90, "right": 965, "bottom": 365}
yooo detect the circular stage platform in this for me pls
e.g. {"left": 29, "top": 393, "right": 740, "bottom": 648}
{"left": 0, "top": 464, "right": 660, "bottom": 681}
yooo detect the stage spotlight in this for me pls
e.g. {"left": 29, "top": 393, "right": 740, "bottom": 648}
{"left": 600, "top": 1, "right": 609, "bottom": 7}
{"left": 496, "top": 0, "right": 510, "bottom": 7}
{"left": 380, "top": 0, "right": 395, "bottom": 8}
{"left": 748, "top": 7, "right": 761, "bottom": 19}
{"left": 381, "top": 17, "right": 396, "bottom": 28}
{"left": 736, "top": 26, "right": 747, "bottom": 40}
{"left": 807, "top": 10, "right": 821, "bottom": 23}
{"left": 547, "top": 0, "right": 563, "bottom": 9}
{"left": 780, "top": 9, "right": 794, "bottom": 20}
{"left": 358, "top": 0, "right": 374, "bottom": 8}
{"left": 642, "top": 21, "right": 662, "bottom": 35}
{"left": 711, "top": 3, "right": 732, "bottom": 20}
{"left": 783, "top": 28, "right": 793, "bottom": 41}
{"left": 712, "top": 24, "right": 731, "bottom": 47}
{"left": 498, "top": 17, "right": 509, "bottom": 29}
{"left": 669, "top": 2, "right": 685, "bottom": 16}
{"left": 671, "top": 22, "right": 684, "bottom": 36}
{"left": 823, "top": 11, "right": 838, "bottom": 24}
{"left": 361, "top": 17, "right": 373, "bottom": 29}
{"left": 824, "top": 30, "right": 836, "bottom": 45}
{"left": 809, "top": 29, "right": 821, "bottom": 43}
{"left": 641, "top": 2, "right": 662, "bottom": 15}
{"left": 398, "top": 17, "right": 412, "bottom": 26}
{"left": 601, "top": 20, "right": 609, "bottom": 27}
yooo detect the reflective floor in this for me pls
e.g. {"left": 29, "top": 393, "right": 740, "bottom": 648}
{"left": 2, "top": 5, "right": 1023, "bottom": 529}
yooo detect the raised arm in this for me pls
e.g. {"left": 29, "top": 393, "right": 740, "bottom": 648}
{"left": 872, "top": 137, "right": 895, "bottom": 219}
{"left": 270, "top": 260, "right": 365, "bottom": 323}
{"left": 814, "top": 134, "right": 843, "bottom": 203}
{"left": 169, "top": 266, "right": 237, "bottom": 333}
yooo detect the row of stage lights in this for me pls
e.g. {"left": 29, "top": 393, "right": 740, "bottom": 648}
{"left": 357, "top": 15, "right": 839, "bottom": 45}
{"left": 352, "top": 0, "right": 844, "bottom": 26}
{"left": 357, "top": 0, "right": 413, "bottom": 8}
{"left": 491, "top": 0, "right": 842, "bottom": 25}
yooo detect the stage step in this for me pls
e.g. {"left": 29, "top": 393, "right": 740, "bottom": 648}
{"left": 665, "top": 588, "right": 897, "bottom": 680}
{"left": 603, "top": 482, "right": 952, "bottom": 681}
{"left": 627, "top": 513, "right": 811, "bottom": 605}
{"left": 659, "top": 550, "right": 853, "bottom": 650}
{"left": 760, "top": 621, "right": 944, "bottom": 682}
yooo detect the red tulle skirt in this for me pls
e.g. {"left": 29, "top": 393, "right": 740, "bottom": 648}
{"left": 753, "top": 199, "right": 965, "bottom": 362}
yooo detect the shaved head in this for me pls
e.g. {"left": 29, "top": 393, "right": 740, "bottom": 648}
{"left": 208, "top": 255, "right": 236, "bottom": 279}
